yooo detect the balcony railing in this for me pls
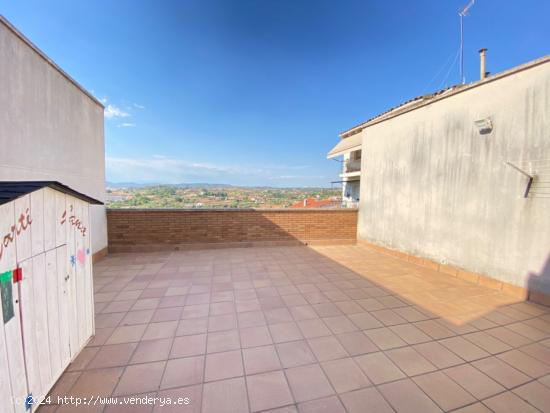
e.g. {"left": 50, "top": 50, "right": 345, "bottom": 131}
{"left": 344, "top": 159, "right": 361, "bottom": 173}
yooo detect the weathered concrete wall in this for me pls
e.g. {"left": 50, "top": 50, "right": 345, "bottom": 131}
{"left": 358, "top": 60, "right": 550, "bottom": 294}
{"left": 0, "top": 17, "right": 107, "bottom": 254}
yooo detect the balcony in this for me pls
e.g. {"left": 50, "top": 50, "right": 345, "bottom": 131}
{"left": 38, "top": 209, "right": 550, "bottom": 413}
{"left": 344, "top": 159, "right": 361, "bottom": 174}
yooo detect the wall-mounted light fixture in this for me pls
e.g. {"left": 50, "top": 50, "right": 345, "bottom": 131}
{"left": 474, "top": 117, "right": 493, "bottom": 134}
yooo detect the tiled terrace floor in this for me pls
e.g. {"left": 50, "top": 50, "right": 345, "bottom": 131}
{"left": 39, "top": 245, "right": 550, "bottom": 413}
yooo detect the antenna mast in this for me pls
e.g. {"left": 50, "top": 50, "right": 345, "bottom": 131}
{"left": 459, "top": 0, "right": 475, "bottom": 84}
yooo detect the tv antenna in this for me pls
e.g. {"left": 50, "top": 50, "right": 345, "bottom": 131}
{"left": 459, "top": 0, "right": 475, "bottom": 84}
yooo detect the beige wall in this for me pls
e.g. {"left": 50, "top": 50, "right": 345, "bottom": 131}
{"left": 0, "top": 17, "right": 107, "bottom": 253}
{"left": 357, "top": 59, "right": 550, "bottom": 294}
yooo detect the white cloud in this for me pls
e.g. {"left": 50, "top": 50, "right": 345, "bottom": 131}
{"left": 105, "top": 155, "right": 318, "bottom": 186}
{"left": 117, "top": 123, "right": 136, "bottom": 128}
{"left": 133, "top": 103, "right": 145, "bottom": 109}
{"left": 104, "top": 104, "right": 130, "bottom": 119}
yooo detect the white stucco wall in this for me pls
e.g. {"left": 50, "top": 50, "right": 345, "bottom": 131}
{"left": 0, "top": 18, "right": 107, "bottom": 254}
{"left": 357, "top": 58, "right": 550, "bottom": 294}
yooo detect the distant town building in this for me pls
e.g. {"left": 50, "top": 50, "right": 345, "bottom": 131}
{"left": 327, "top": 133, "right": 361, "bottom": 208}
{"left": 290, "top": 197, "right": 339, "bottom": 209}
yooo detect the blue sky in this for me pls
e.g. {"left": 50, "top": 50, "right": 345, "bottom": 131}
{"left": 2, "top": 1, "right": 549, "bottom": 187}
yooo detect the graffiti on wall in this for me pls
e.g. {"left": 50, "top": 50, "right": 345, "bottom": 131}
{"left": 0, "top": 209, "right": 32, "bottom": 262}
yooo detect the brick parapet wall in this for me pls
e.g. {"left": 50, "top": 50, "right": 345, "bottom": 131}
{"left": 107, "top": 209, "right": 358, "bottom": 252}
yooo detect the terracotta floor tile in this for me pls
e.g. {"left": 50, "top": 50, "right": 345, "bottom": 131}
{"left": 378, "top": 378, "right": 442, "bottom": 413}
{"left": 153, "top": 385, "right": 203, "bottom": 413}
{"left": 506, "top": 322, "right": 548, "bottom": 341}
{"left": 181, "top": 304, "right": 209, "bottom": 319}
{"left": 485, "top": 326, "right": 532, "bottom": 348}
{"left": 67, "top": 347, "right": 99, "bottom": 371}
{"left": 204, "top": 349, "right": 244, "bottom": 381}
{"left": 444, "top": 364, "right": 505, "bottom": 399}
{"left": 347, "top": 312, "right": 383, "bottom": 330}
{"left": 264, "top": 308, "right": 294, "bottom": 324}
{"left": 131, "top": 338, "right": 173, "bottom": 364}
{"left": 122, "top": 310, "right": 154, "bottom": 326}
{"left": 297, "top": 396, "right": 346, "bottom": 413}
{"left": 386, "top": 345, "right": 436, "bottom": 374}
{"left": 322, "top": 315, "right": 358, "bottom": 334}
{"left": 336, "top": 331, "right": 378, "bottom": 356}
{"left": 161, "top": 356, "right": 204, "bottom": 389}
{"left": 371, "top": 309, "right": 408, "bottom": 326}
{"left": 88, "top": 327, "right": 115, "bottom": 347}
{"left": 472, "top": 356, "right": 531, "bottom": 388}
{"left": 413, "top": 371, "right": 476, "bottom": 411}
{"left": 208, "top": 313, "right": 238, "bottom": 332}
{"left": 364, "top": 327, "right": 407, "bottom": 350}
{"left": 440, "top": 336, "right": 490, "bottom": 361}
{"left": 414, "top": 320, "right": 455, "bottom": 340}
{"left": 285, "top": 364, "right": 334, "bottom": 403}
{"left": 69, "top": 367, "right": 124, "bottom": 397}
{"left": 132, "top": 298, "right": 160, "bottom": 311}
{"left": 497, "top": 349, "right": 550, "bottom": 378}
{"left": 520, "top": 342, "right": 550, "bottom": 365}
{"left": 463, "top": 331, "right": 512, "bottom": 354}
{"left": 151, "top": 306, "right": 183, "bottom": 322}
{"left": 513, "top": 381, "right": 550, "bottom": 413}
{"left": 47, "top": 371, "right": 81, "bottom": 398}
{"left": 296, "top": 319, "right": 331, "bottom": 338}
{"left": 176, "top": 317, "right": 209, "bottom": 336}
{"left": 103, "top": 300, "right": 135, "bottom": 313}
{"left": 390, "top": 324, "right": 431, "bottom": 345}
{"left": 246, "top": 370, "right": 294, "bottom": 412}
{"left": 170, "top": 334, "right": 207, "bottom": 358}
{"left": 394, "top": 306, "right": 431, "bottom": 323}
{"left": 142, "top": 321, "right": 178, "bottom": 340}
{"left": 237, "top": 311, "right": 267, "bottom": 328}
{"left": 321, "top": 357, "right": 371, "bottom": 393}
{"left": 88, "top": 343, "right": 137, "bottom": 369}
{"left": 243, "top": 345, "right": 281, "bottom": 375}
{"left": 114, "top": 361, "right": 165, "bottom": 395}
{"left": 307, "top": 336, "right": 348, "bottom": 361}
{"left": 412, "top": 341, "right": 464, "bottom": 369}
{"left": 210, "top": 301, "right": 235, "bottom": 315}
{"left": 354, "top": 352, "right": 405, "bottom": 384}
{"left": 334, "top": 300, "right": 364, "bottom": 315}
{"left": 484, "top": 390, "right": 540, "bottom": 413}
{"left": 289, "top": 305, "right": 317, "bottom": 320}
{"left": 451, "top": 403, "right": 492, "bottom": 413}
{"left": 340, "top": 387, "right": 394, "bottom": 413}
{"left": 276, "top": 340, "right": 316, "bottom": 368}
{"left": 201, "top": 377, "right": 249, "bottom": 413}
{"left": 106, "top": 324, "right": 147, "bottom": 345}
{"left": 268, "top": 322, "right": 303, "bottom": 343}
{"left": 240, "top": 326, "right": 273, "bottom": 348}
{"left": 207, "top": 330, "right": 240, "bottom": 353}
{"left": 95, "top": 312, "right": 125, "bottom": 328}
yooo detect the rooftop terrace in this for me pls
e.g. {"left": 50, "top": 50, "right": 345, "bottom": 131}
{"left": 38, "top": 243, "right": 550, "bottom": 413}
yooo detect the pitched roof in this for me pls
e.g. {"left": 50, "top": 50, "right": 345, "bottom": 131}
{"left": 0, "top": 181, "right": 103, "bottom": 206}
{"left": 290, "top": 198, "right": 337, "bottom": 209}
{"left": 340, "top": 54, "right": 550, "bottom": 138}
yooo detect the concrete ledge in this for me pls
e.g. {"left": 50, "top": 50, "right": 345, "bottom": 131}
{"left": 109, "top": 238, "right": 356, "bottom": 253}
{"left": 92, "top": 247, "right": 108, "bottom": 263}
{"left": 357, "top": 239, "right": 550, "bottom": 305}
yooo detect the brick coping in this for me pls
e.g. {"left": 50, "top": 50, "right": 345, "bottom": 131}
{"left": 108, "top": 239, "right": 356, "bottom": 253}
{"left": 107, "top": 208, "right": 358, "bottom": 213}
{"left": 358, "top": 239, "right": 550, "bottom": 307}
